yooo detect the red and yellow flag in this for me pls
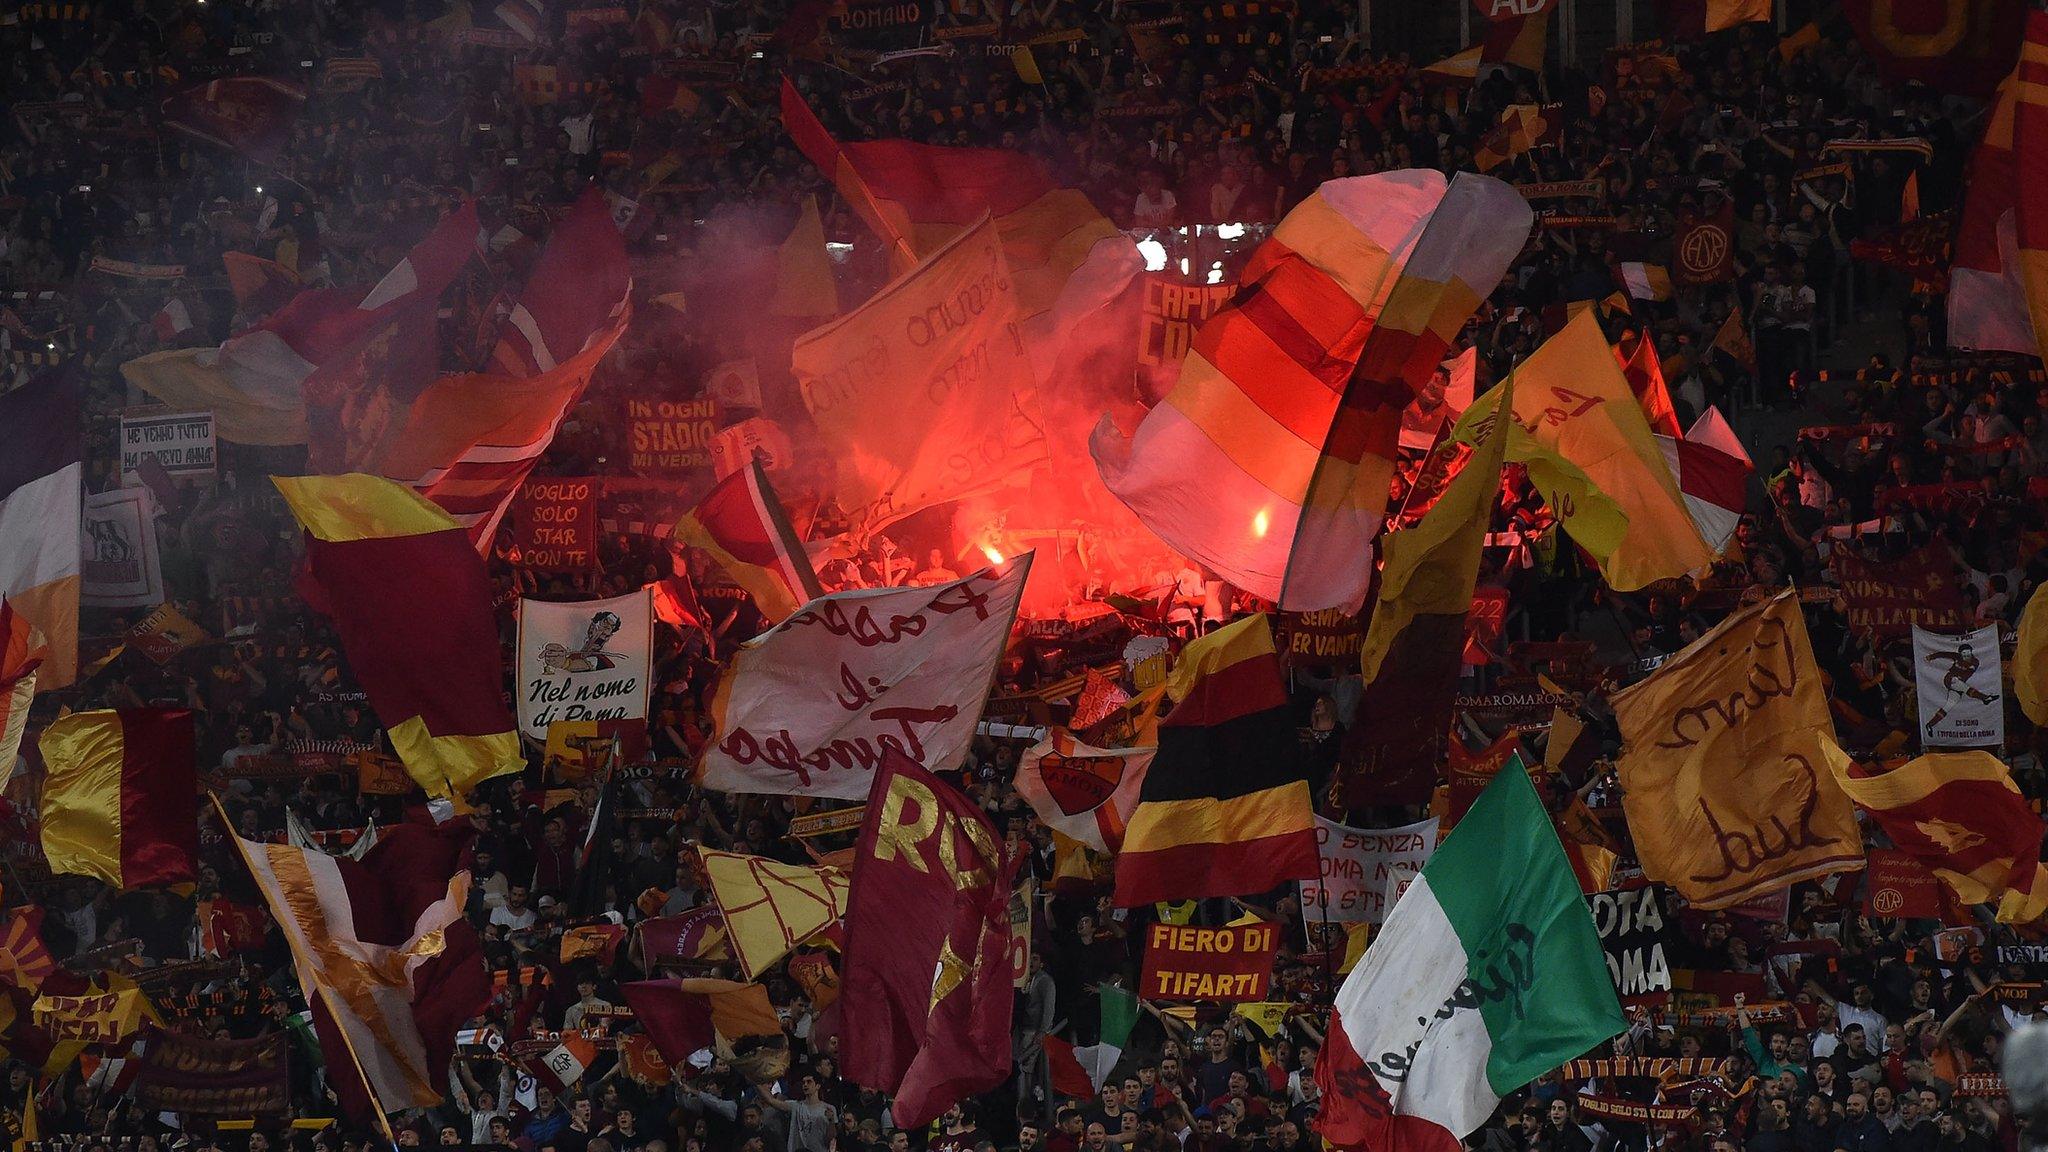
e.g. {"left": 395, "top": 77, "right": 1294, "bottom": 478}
{"left": 37, "top": 709, "right": 198, "bottom": 890}
{"left": 671, "top": 460, "right": 822, "bottom": 624}
{"left": 1829, "top": 751, "right": 2048, "bottom": 923}
{"left": 0, "top": 601, "right": 45, "bottom": 784}
{"left": 0, "top": 908, "right": 55, "bottom": 993}
{"left": 2011, "top": 14, "right": 2048, "bottom": 360}
{"left": 1617, "top": 331, "right": 1683, "bottom": 439}
{"left": 274, "top": 474, "right": 521, "bottom": 799}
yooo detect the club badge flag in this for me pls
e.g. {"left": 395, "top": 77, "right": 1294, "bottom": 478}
{"left": 701, "top": 556, "right": 1030, "bottom": 799}
{"left": 1043, "top": 985, "right": 1137, "bottom": 1097}
{"left": 80, "top": 488, "right": 165, "bottom": 609}
{"left": 1094, "top": 171, "right": 1531, "bottom": 612}
{"left": 37, "top": 709, "right": 198, "bottom": 890}
{"left": 842, "top": 750, "right": 1016, "bottom": 1128}
{"left": 127, "top": 601, "right": 209, "bottom": 665}
{"left": 1453, "top": 311, "right": 1712, "bottom": 591}
{"left": 792, "top": 215, "right": 1045, "bottom": 534}
{"left": 1300, "top": 816, "right": 1439, "bottom": 925}
{"left": 1138, "top": 920, "right": 1282, "bottom": 1002}
{"left": 1114, "top": 615, "right": 1318, "bottom": 906}
{"left": 0, "top": 367, "right": 82, "bottom": 689}
{"left": 1610, "top": 590, "right": 1864, "bottom": 908}
{"left": 274, "top": 474, "right": 521, "bottom": 800}
{"left": 1014, "top": 731, "right": 1156, "bottom": 853}
{"left": 700, "top": 848, "right": 849, "bottom": 980}
{"left": 1317, "top": 758, "right": 1625, "bottom": 1152}
{"left": 515, "top": 590, "right": 653, "bottom": 742}
{"left": 1828, "top": 751, "right": 2048, "bottom": 923}
{"left": 1913, "top": 625, "right": 2005, "bottom": 748}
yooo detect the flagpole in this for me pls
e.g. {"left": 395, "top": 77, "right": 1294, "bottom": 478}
{"left": 208, "top": 793, "right": 403, "bottom": 1149}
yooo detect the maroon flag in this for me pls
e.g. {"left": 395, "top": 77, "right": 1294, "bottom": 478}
{"left": 842, "top": 750, "right": 1016, "bottom": 1127}
{"left": 1843, "top": 0, "right": 2025, "bottom": 99}
{"left": 1673, "top": 203, "right": 1736, "bottom": 285}
{"left": 162, "top": 78, "right": 307, "bottom": 164}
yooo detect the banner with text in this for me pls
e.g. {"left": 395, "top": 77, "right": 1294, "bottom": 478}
{"left": 120, "top": 411, "right": 216, "bottom": 485}
{"left": 1835, "top": 544, "right": 1967, "bottom": 639}
{"left": 1140, "top": 921, "right": 1281, "bottom": 1002}
{"left": 516, "top": 589, "right": 654, "bottom": 741}
{"left": 134, "top": 1027, "right": 290, "bottom": 1115}
{"left": 1298, "top": 815, "right": 1437, "bottom": 924}
{"left": 1137, "top": 276, "right": 1235, "bottom": 398}
{"left": 511, "top": 477, "right": 598, "bottom": 570}
{"left": 1588, "top": 884, "right": 1673, "bottom": 1000}
{"left": 626, "top": 398, "right": 717, "bottom": 473}
{"left": 701, "top": 557, "right": 1030, "bottom": 799}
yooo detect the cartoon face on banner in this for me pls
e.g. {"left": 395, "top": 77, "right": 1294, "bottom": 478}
{"left": 516, "top": 590, "right": 654, "bottom": 741}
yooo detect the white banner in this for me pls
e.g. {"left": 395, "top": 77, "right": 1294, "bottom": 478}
{"left": 119, "top": 411, "right": 216, "bottom": 485}
{"left": 1299, "top": 815, "right": 1438, "bottom": 925}
{"left": 1015, "top": 732, "right": 1156, "bottom": 853}
{"left": 701, "top": 554, "right": 1032, "bottom": 799}
{"left": 1914, "top": 624, "right": 2004, "bottom": 748}
{"left": 516, "top": 589, "right": 654, "bottom": 741}
{"left": 81, "top": 488, "right": 164, "bottom": 608}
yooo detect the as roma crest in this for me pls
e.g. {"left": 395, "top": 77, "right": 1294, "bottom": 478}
{"left": 1036, "top": 751, "right": 1127, "bottom": 816}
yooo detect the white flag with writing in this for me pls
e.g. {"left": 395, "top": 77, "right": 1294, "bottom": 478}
{"left": 1913, "top": 624, "right": 2004, "bottom": 748}
{"left": 516, "top": 589, "right": 654, "bottom": 741}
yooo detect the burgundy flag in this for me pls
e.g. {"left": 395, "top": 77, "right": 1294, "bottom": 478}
{"left": 842, "top": 750, "right": 1016, "bottom": 1127}
{"left": 162, "top": 78, "right": 307, "bottom": 164}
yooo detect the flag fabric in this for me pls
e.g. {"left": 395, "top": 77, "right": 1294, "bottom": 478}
{"left": 1609, "top": 591, "right": 1864, "bottom": 908}
{"left": 1349, "top": 376, "right": 1513, "bottom": 797}
{"left": 1472, "top": 104, "right": 1561, "bottom": 171}
{"left": 36, "top": 709, "right": 197, "bottom": 890}
{"left": 671, "top": 459, "right": 823, "bottom": 624}
{"left": 151, "top": 299, "right": 193, "bottom": 343}
{"left": 2018, "top": 583, "right": 2048, "bottom": 726}
{"left": 1617, "top": 333, "right": 1683, "bottom": 438}
{"left": 637, "top": 74, "right": 700, "bottom": 118}
{"left": 1902, "top": 170, "right": 1922, "bottom": 222}
{"left": 1672, "top": 203, "right": 1737, "bottom": 285}
{"left": 161, "top": 77, "right": 306, "bottom": 163}
{"left": 1827, "top": 751, "right": 2048, "bottom": 923}
{"left": 1423, "top": 8, "right": 1550, "bottom": 79}
{"left": 1318, "top": 758, "right": 1625, "bottom": 1152}
{"left": 1454, "top": 311, "right": 1711, "bottom": 590}
{"left": 620, "top": 978, "right": 788, "bottom": 1084}
{"left": 1043, "top": 985, "right": 1138, "bottom": 1096}
{"left": 0, "top": 368, "right": 81, "bottom": 689}
{"left": 1657, "top": 408, "right": 1754, "bottom": 557}
{"left": 1664, "top": 0, "right": 1771, "bottom": 36}
{"left": 1913, "top": 624, "right": 2005, "bottom": 747}
{"left": 699, "top": 848, "right": 849, "bottom": 980}
{"left": 842, "top": 749, "right": 1015, "bottom": 1127}
{"left": 1400, "top": 347, "right": 1477, "bottom": 452}
{"left": 1843, "top": 0, "right": 2023, "bottom": 100}
{"left": 123, "top": 202, "right": 480, "bottom": 446}
{"left": 358, "top": 191, "right": 630, "bottom": 548}
{"left": 791, "top": 215, "right": 1046, "bottom": 532}
{"left": 1113, "top": 616, "right": 1318, "bottom": 906}
{"left": 126, "top": 601, "right": 208, "bottom": 665}
{"left": 1094, "top": 171, "right": 1532, "bottom": 612}
{"left": 0, "top": 602, "right": 46, "bottom": 781}
{"left": 700, "top": 557, "right": 1028, "bottom": 799}
{"left": 1778, "top": 20, "right": 1821, "bottom": 60}
{"left": 0, "top": 909, "right": 55, "bottom": 993}
{"left": 273, "top": 474, "right": 521, "bottom": 800}
{"left": 525, "top": 1032, "right": 598, "bottom": 1092}
{"left": 1711, "top": 305, "right": 1756, "bottom": 373}
{"left": 1015, "top": 731, "right": 1157, "bottom": 853}
{"left": 2009, "top": 14, "right": 2048, "bottom": 361}
{"left": 225, "top": 820, "right": 487, "bottom": 1117}
{"left": 1618, "top": 261, "right": 1674, "bottom": 301}
{"left": 1948, "top": 28, "right": 2034, "bottom": 352}
{"left": 780, "top": 77, "right": 1134, "bottom": 331}
{"left": 770, "top": 196, "right": 838, "bottom": 318}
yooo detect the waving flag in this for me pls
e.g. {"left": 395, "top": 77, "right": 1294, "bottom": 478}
{"left": 700, "top": 849, "right": 848, "bottom": 980}
{"left": 1422, "top": 6, "right": 1550, "bottom": 79}
{"left": 1843, "top": 0, "right": 2023, "bottom": 100}
{"left": 0, "top": 601, "right": 47, "bottom": 778}
{"left": 671, "top": 461, "right": 821, "bottom": 625}
{"left": 1617, "top": 333, "right": 1683, "bottom": 438}
{"left": 1015, "top": 731, "right": 1156, "bottom": 853}
{"left": 162, "top": 77, "right": 306, "bottom": 163}
{"left": 1319, "top": 758, "right": 1625, "bottom": 1152}
{"left": 37, "top": 709, "right": 197, "bottom": 889}
{"left": 1949, "top": 30, "right": 2036, "bottom": 354}
{"left": 0, "top": 369, "right": 81, "bottom": 688}
{"left": 1096, "top": 171, "right": 1532, "bottom": 612}
{"left": 1827, "top": 750, "right": 2048, "bottom": 922}
{"left": 123, "top": 202, "right": 480, "bottom": 445}
{"left": 1113, "top": 616, "right": 1317, "bottom": 905}
{"left": 0, "top": 908, "right": 55, "bottom": 993}
{"left": 274, "top": 474, "right": 521, "bottom": 799}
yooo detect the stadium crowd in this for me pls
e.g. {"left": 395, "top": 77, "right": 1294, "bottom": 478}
{"left": 4, "top": 0, "right": 2048, "bottom": 1150}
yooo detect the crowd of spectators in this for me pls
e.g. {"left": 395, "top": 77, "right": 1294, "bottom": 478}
{"left": 5, "top": 0, "right": 2048, "bottom": 1151}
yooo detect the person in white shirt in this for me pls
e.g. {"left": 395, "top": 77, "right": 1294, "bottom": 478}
{"left": 489, "top": 885, "right": 538, "bottom": 934}
{"left": 1132, "top": 168, "right": 1178, "bottom": 231}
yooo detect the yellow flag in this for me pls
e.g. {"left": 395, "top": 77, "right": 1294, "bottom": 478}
{"left": 2017, "top": 583, "right": 2048, "bottom": 726}
{"left": 1609, "top": 590, "right": 1863, "bottom": 907}
{"left": 699, "top": 848, "right": 848, "bottom": 980}
{"left": 1362, "top": 377, "right": 1513, "bottom": 682}
{"left": 1233, "top": 1001, "right": 1292, "bottom": 1037}
{"left": 770, "top": 196, "right": 838, "bottom": 319}
{"left": 1011, "top": 44, "right": 1045, "bottom": 85}
{"left": 1454, "top": 311, "right": 1710, "bottom": 589}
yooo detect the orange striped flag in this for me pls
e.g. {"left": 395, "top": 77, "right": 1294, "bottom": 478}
{"left": 0, "top": 908, "right": 55, "bottom": 993}
{"left": 1617, "top": 331, "right": 1683, "bottom": 438}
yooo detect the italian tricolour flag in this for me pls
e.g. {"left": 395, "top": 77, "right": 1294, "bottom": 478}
{"left": 1316, "top": 756, "right": 1625, "bottom": 1151}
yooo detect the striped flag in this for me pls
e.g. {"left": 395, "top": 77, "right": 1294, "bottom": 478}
{"left": 1422, "top": 7, "right": 1549, "bottom": 79}
{"left": 1111, "top": 616, "right": 1317, "bottom": 906}
{"left": 0, "top": 369, "right": 80, "bottom": 689}
{"left": 1617, "top": 331, "right": 1683, "bottom": 438}
{"left": 1828, "top": 751, "right": 2048, "bottom": 923}
{"left": 2011, "top": 14, "right": 2048, "bottom": 360}
{"left": 0, "top": 601, "right": 46, "bottom": 782}
{"left": 225, "top": 820, "right": 487, "bottom": 1117}
{"left": 122, "top": 201, "right": 481, "bottom": 446}
{"left": 1950, "top": 24, "right": 2042, "bottom": 355}
{"left": 1618, "top": 261, "right": 1674, "bottom": 301}
{"left": 363, "top": 191, "right": 630, "bottom": 549}
{"left": 273, "top": 474, "right": 521, "bottom": 800}
{"left": 36, "top": 709, "right": 198, "bottom": 889}
{"left": 0, "top": 908, "right": 55, "bottom": 993}
{"left": 671, "top": 460, "right": 822, "bottom": 624}
{"left": 1094, "top": 171, "right": 1531, "bottom": 612}
{"left": 1656, "top": 407, "right": 1753, "bottom": 557}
